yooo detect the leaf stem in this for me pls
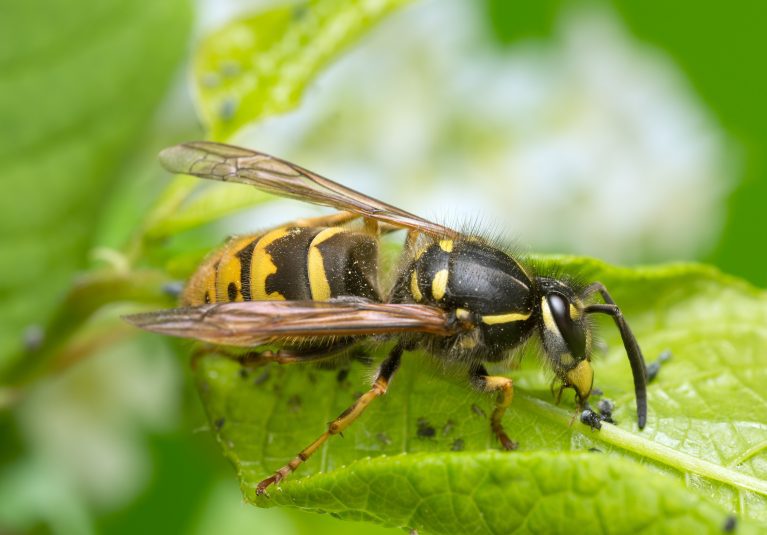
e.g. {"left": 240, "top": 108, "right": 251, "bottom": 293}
{"left": 516, "top": 393, "right": 767, "bottom": 497}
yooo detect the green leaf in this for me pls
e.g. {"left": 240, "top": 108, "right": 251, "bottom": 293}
{"left": 194, "top": 258, "right": 767, "bottom": 532}
{"left": 0, "top": 0, "right": 191, "bottom": 376}
{"left": 193, "top": 0, "right": 414, "bottom": 140}
{"left": 254, "top": 452, "right": 737, "bottom": 534}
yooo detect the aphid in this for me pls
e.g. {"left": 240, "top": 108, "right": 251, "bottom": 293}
{"left": 126, "top": 141, "right": 649, "bottom": 494}
{"left": 580, "top": 408, "right": 603, "bottom": 430}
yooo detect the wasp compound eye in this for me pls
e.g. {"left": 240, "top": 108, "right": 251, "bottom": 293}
{"left": 547, "top": 292, "right": 586, "bottom": 360}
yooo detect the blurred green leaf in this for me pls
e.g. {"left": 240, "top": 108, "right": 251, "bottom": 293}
{"left": 0, "top": 0, "right": 192, "bottom": 376}
{"left": 193, "top": 0, "right": 414, "bottom": 140}
{"left": 609, "top": 0, "right": 767, "bottom": 286}
{"left": 143, "top": 181, "right": 273, "bottom": 241}
{"left": 194, "top": 258, "right": 767, "bottom": 532}
{"left": 482, "top": 0, "right": 564, "bottom": 44}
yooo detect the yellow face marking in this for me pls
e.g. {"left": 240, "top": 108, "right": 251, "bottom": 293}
{"left": 569, "top": 303, "right": 582, "bottom": 320}
{"left": 410, "top": 270, "right": 423, "bottom": 302}
{"left": 565, "top": 360, "right": 594, "bottom": 401}
{"left": 431, "top": 269, "right": 449, "bottom": 301}
{"left": 308, "top": 228, "right": 348, "bottom": 301}
{"left": 541, "top": 297, "right": 557, "bottom": 333}
{"left": 250, "top": 227, "right": 292, "bottom": 300}
{"left": 481, "top": 310, "right": 532, "bottom": 325}
{"left": 559, "top": 353, "right": 575, "bottom": 367}
{"left": 438, "top": 239, "right": 454, "bottom": 253}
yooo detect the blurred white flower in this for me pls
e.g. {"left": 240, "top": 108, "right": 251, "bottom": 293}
{"left": 237, "top": 0, "right": 733, "bottom": 263}
{"left": 16, "top": 330, "right": 181, "bottom": 511}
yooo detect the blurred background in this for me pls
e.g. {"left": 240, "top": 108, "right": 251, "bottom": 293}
{"left": 1, "top": 0, "right": 765, "bottom": 533}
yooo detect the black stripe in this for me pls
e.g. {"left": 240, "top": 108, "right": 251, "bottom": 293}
{"left": 316, "top": 231, "right": 380, "bottom": 301}
{"left": 265, "top": 227, "right": 318, "bottom": 300}
{"left": 236, "top": 238, "right": 259, "bottom": 301}
{"left": 227, "top": 282, "right": 238, "bottom": 302}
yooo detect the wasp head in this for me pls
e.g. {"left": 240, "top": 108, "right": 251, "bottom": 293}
{"left": 536, "top": 278, "right": 593, "bottom": 408}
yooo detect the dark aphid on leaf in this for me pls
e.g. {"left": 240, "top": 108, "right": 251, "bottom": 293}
{"left": 597, "top": 398, "right": 616, "bottom": 424}
{"left": 580, "top": 408, "right": 603, "bottom": 430}
{"left": 416, "top": 417, "right": 437, "bottom": 439}
{"left": 125, "top": 141, "right": 649, "bottom": 495}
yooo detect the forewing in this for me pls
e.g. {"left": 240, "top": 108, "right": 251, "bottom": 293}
{"left": 159, "top": 141, "right": 459, "bottom": 238}
{"left": 124, "top": 300, "right": 462, "bottom": 347}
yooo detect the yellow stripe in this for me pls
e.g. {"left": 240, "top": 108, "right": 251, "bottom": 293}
{"left": 182, "top": 247, "right": 225, "bottom": 305}
{"left": 481, "top": 310, "right": 532, "bottom": 325}
{"left": 250, "top": 227, "right": 291, "bottom": 300}
{"left": 438, "top": 239, "right": 454, "bottom": 253}
{"left": 410, "top": 270, "right": 422, "bottom": 302}
{"left": 569, "top": 302, "right": 583, "bottom": 320}
{"left": 308, "top": 228, "right": 347, "bottom": 301}
{"left": 214, "top": 235, "right": 254, "bottom": 302}
{"left": 541, "top": 297, "right": 556, "bottom": 331}
{"left": 431, "top": 269, "right": 449, "bottom": 301}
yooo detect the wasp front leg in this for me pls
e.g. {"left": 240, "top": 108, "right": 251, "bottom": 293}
{"left": 256, "top": 343, "right": 405, "bottom": 495}
{"left": 470, "top": 365, "right": 518, "bottom": 451}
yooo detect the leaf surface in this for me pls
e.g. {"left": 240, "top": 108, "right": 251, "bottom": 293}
{"left": 193, "top": 0, "right": 414, "bottom": 140}
{"left": 194, "top": 258, "right": 767, "bottom": 532}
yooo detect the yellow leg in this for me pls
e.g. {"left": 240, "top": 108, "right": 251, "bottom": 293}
{"left": 256, "top": 344, "right": 404, "bottom": 495}
{"left": 472, "top": 366, "right": 517, "bottom": 450}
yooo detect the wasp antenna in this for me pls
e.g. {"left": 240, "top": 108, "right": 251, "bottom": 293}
{"left": 584, "top": 294, "right": 648, "bottom": 429}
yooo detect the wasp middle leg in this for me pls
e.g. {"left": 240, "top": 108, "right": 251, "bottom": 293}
{"left": 255, "top": 343, "right": 405, "bottom": 495}
{"left": 470, "top": 364, "right": 518, "bottom": 451}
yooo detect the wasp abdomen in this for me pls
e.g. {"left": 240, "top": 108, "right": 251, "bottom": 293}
{"left": 182, "top": 226, "right": 380, "bottom": 306}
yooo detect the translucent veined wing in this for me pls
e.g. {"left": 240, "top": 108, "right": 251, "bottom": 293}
{"left": 125, "top": 300, "right": 465, "bottom": 347}
{"left": 159, "top": 141, "right": 459, "bottom": 239}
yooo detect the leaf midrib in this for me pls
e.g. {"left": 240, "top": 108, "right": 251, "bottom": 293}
{"left": 516, "top": 394, "right": 767, "bottom": 496}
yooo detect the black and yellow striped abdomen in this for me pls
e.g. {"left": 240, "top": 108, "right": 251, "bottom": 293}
{"left": 182, "top": 226, "right": 380, "bottom": 306}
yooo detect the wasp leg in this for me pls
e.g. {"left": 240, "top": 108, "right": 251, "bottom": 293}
{"left": 471, "top": 365, "right": 518, "bottom": 451}
{"left": 256, "top": 343, "right": 404, "bottom": 495}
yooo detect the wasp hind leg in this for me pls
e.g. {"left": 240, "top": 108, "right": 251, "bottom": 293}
{"left": 471, "top": 364, "right": 518, "bottom": 451}
{"left": 255, "top": 343, "right": 405, "bottom": 495}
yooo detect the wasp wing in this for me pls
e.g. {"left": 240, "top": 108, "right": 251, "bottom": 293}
{"left": 125, "top": 300, "right": 463, "bottom": 347}
{"left": 159, "top": 141, "right": 459, "bottom": 239}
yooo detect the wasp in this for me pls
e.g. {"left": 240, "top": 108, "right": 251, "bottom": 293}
{"left": 127, "top": 141, "right": 648, "bottom": 494}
